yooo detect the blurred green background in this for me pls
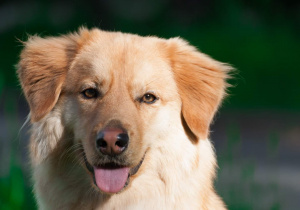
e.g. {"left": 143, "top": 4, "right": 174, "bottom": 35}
{"left": 0, "top": 0, "right": 299, "bottom": 209}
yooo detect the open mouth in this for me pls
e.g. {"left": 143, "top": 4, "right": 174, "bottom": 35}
{"left": 84, "top": 155, "right": 145, "bottom": 194}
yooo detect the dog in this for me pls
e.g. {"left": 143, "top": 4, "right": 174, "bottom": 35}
{"left": 17, "top": 28, "right": 231, "bottom": 209}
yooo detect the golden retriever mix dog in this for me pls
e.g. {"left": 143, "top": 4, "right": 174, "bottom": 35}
{"left": 17, "top": 28, "right": 231, "bottom": 209}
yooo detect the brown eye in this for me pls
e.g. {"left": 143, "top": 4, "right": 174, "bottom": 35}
{"left": 82, "top": 88, "right": 98, "bottom": 99}
{"left": 142, "top": 93, "right": 157, "bottom": 104}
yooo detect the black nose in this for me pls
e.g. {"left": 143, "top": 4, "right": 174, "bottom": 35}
{"left": 96, "top": 128, "right": 129, "bottom": 156}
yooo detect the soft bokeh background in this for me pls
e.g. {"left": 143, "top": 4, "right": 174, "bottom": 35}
{"left": 1, "top": 0, "right": 299, "bottom": 209}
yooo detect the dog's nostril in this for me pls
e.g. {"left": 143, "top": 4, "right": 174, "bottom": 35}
{"left": 98, "top": 139, "right": 107, "bottom": 148}
{"left": 96, "top": 132, "right": 107, "bottom": 148}
{"left": 116, "top": 133, "right": 129, "bottom": 148}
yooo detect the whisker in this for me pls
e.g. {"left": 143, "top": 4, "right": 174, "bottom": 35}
{"left": 144, "top": 77, "right": 163, "bottom": 87}
{"left": 58, "top": 142, "right": 83, "bottom": 167}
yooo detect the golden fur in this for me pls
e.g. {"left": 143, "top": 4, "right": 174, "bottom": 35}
{"left": 18, "top": 28, "right": 231, "bottom": 209}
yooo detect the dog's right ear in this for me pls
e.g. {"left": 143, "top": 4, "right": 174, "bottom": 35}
{"left": 17, "top": 28, "right": 91, "bottom": 122}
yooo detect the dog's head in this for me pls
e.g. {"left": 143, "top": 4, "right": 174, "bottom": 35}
{"left": 18, "top": 28, "right": 230, "bottom": 194}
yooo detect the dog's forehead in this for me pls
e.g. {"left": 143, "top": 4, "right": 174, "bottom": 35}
{"left": 78, "top": 33, "right": 174, "bottom": 85}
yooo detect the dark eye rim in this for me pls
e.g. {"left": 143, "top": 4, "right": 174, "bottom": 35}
{"left": 141, "top": 93, "right": 158, "bottom": 104}
{"left": 81, "top": 88, "right": 99, "bottom": 99}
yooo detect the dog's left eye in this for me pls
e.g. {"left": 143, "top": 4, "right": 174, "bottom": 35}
{"left": 141, "top": 93, "right": 157, "bottom": 104}
{"left": 82, "top": 88, "right": 98, "bottom": 99}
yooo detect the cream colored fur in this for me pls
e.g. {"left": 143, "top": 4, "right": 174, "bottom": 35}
{"left": 18, "top": 28, "right": 230, "bottom": 209}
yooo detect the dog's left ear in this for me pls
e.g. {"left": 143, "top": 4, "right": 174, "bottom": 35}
{"left": 17, "top": 28, "right": 92, "bottom": 122}
{"left": 167, "top": 38, "right": 232, "bottom": 142}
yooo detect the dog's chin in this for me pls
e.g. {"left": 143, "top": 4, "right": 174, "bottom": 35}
{"left": 83, "top": 154, "right": 145, "bottom": 194}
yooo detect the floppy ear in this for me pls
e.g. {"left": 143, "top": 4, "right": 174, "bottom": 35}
{"left": 168, "top": 38, "right": 232, "bottom": 141}
{"left": 17, "top": 29, "right": 91, "bottom": 122}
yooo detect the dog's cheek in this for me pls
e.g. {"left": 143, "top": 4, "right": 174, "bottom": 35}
{"left": 142, "top": 103, "right": 181, "bottom": 147}
{"left": 62, "top": 98, "right": 85, "bottom": 143}
{"left": 62, "top": 98, "right": 78, "bottom": 128}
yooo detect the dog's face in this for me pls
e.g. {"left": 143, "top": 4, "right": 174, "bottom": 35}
{"left": 62, "top": 33, "right": 181, "bottom": 193}
{"left": 18, "top": 28, "right": 230, "bottom": 195}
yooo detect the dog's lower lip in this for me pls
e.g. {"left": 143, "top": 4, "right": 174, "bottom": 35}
{"left": 84, "top": 155, "right": 94, "bottom": 172}
{"left": 129, "top": 155, "right": 145, "bottom": 176}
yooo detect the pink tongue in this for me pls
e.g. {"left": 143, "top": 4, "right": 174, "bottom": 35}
{"left": 94, "top": 166, "right": 130, "bottom": 193}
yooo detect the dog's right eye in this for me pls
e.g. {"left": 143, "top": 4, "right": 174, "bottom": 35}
{"left": 82, "top": 88, "right": 98, "bottom": 99}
